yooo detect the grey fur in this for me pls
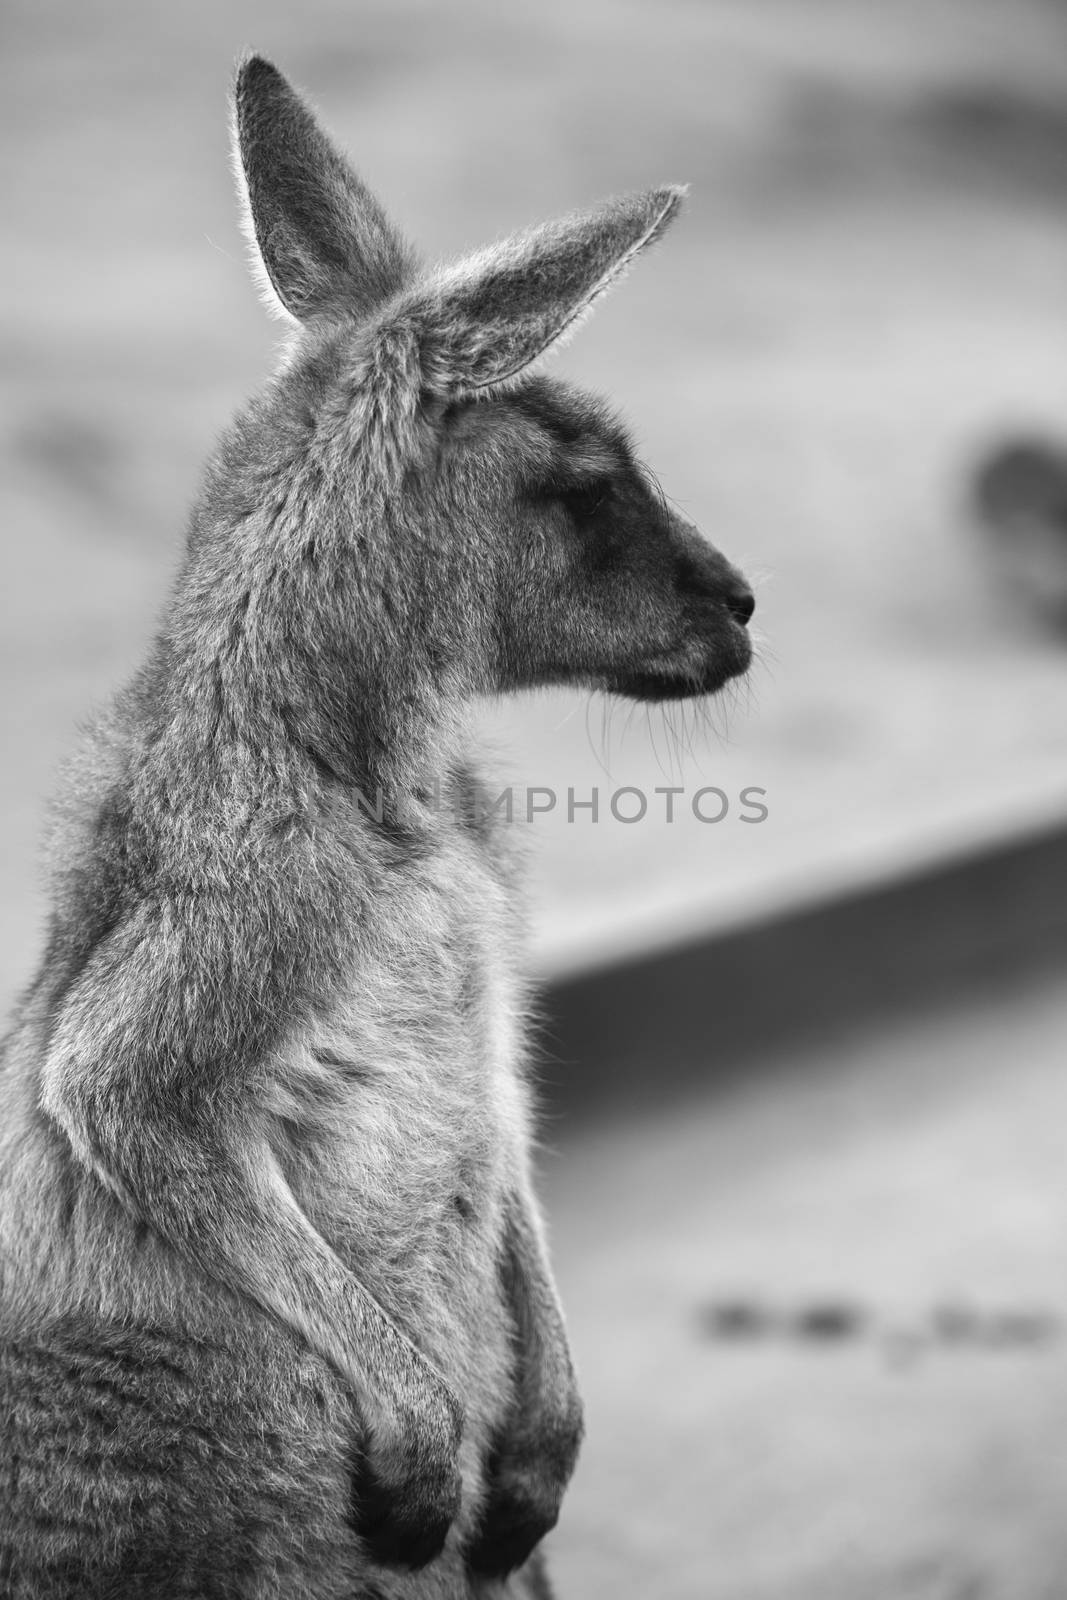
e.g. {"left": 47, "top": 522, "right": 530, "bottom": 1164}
{"left": 396, "top": 185, "right": 685, "bottom": 395}
{"left": 0, "top": 55, "right": 754, "bottom": 1599}
{"left": 234, "top": 57, "right": 417, "bottom": 323}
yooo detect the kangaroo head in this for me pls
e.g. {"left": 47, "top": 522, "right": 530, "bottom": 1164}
{"left": 223, "top": 58, "right": 752, "bottom": 778}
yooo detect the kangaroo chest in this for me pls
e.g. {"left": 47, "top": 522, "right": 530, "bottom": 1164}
{"left": 269, "top": 828, "right": 529, "bottom": 1281}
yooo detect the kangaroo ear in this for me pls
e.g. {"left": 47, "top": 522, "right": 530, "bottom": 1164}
{"left": 232, "top": 55, "right": 415, "bottom": 325}
{"left": 398, "top": 187, "right": 685, "bottom": 396}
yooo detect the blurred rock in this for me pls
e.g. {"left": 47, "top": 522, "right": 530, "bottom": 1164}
{"left": 972, "top": 436, "right": 1067, "bottom": 629}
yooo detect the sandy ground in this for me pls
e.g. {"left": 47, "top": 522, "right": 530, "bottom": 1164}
{"left": 544, "top": 956, "right": 1067, "bottom": 1599}
{"left": 3, "top": 0, "right": 1067, "bottom": 1003}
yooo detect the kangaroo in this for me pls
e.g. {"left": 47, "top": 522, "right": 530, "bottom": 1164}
{"left": 0, "top": 56, "right": 754, "bottom": 1600}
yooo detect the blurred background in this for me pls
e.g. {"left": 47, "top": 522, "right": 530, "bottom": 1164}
{"left": 5, "top": 1, "right": 1067, "bottom": 1595}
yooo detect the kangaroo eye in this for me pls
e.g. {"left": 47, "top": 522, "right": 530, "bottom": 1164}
{"left": 561, "top": 482, "right": 609, "bottom": 521}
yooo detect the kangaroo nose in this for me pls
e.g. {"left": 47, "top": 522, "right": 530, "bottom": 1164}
{"left": 726, "top": 586, "right": 755, "bottom": 626}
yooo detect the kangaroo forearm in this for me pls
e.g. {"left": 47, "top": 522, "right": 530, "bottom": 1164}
{"left": 40, "top": 997, "right": 464, "bottom": 1571}
{"left": 463, "top": 1187, "right": 582, "bottom": 1577}
{"left": 39, "top": 978, "right": 458, "bottom": 1470}
{"left": 42, "top": 1059, "right": 443, "bottom": 1426}
{"left": 500, "top": 1189, "right": 581, "bottom": 1445}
